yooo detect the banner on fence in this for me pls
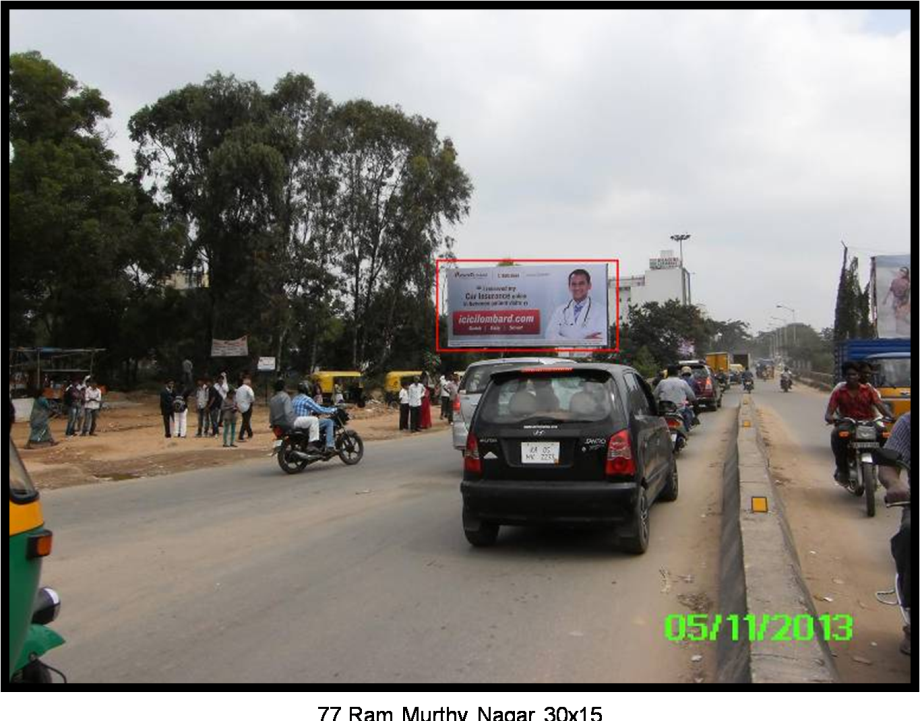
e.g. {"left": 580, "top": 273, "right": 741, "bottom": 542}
{"left": 211, "top": 336, "right": 249, "bottom": 357}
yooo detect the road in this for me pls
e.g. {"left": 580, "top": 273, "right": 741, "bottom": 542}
{"left": 40, "top": 397, "right": 738, "bottom": 683}
{"left": 752, "top": 380, "right": 910, "bottom": 683}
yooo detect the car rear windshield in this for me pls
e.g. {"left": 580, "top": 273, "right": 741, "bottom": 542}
{"left": 478, "top": 372, "right": 620, "bottom": 425}
{"left": 9, "top": 439, "right": 38, "bottom": 504}
{"left": 461, "top": 362, "right": 566, "bottom": 395}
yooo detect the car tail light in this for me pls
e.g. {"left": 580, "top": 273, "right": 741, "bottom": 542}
{"left": 705, "top": 377, "right": 713, "bottom": 392}
{"left": 605, "top": 430, "right": 636, "bottom": 477}
{"left": 464, "top": 433, "right": 482, "bottom": 475}
{"left": 453, "top": 395, "right": 461, "bottom": 414}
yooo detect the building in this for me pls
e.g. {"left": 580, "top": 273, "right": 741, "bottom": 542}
{"left": 165, "top": 269, "right": 209, "bottom": 292}
{"left": 608, "top": 250, "right": 691, "bottom": 324}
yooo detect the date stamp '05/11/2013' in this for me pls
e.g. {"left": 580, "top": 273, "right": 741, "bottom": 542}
{"left": 665, "top": 614, "right": 854, "bottom": 643}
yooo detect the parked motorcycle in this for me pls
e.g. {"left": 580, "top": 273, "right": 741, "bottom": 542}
{"left": 833, "top": 416, "right": 891, "bottom": 517}
{"left": 658, "top": 400, "right": 689, "bottom": 455}
{"left": 272, "top": 407, "right": 364, "bottom": 474}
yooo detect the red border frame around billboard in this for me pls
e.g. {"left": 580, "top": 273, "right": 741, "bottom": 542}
{"left": 435, "top": 258, "right": 620, "bottom": 354}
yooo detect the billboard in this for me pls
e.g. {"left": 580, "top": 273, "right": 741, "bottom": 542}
{"left": 442, "top": 261, "right": 612, "bottom": 349}
{"left": 872, "top": 255, "right": 911, "bottom": 338}
{"left": 211, "top": 336, "right": 249, "bottom": 357}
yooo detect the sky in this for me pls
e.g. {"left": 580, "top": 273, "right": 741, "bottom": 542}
{"left": 9, "top": 8, "right": 912, "bottom": 334}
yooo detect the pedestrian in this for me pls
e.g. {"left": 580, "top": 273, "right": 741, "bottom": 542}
{"left": 81, "top": 378, "right": 103, "bottom": 436}
{"left": 195, "top": 378, "right": 211, "bottom": 437}
{"left": 408, "top": 376, "right": 424, "bottom": 433}
{"left": 213, "top": 373, "right": 229, "bottom": 431}
{"left": 221, "top": 389, "right": 239, "bottom": 447}
{"left": 333, "top": 382, "right": 345, "bottom": 406}
{"left": 181, "top": 358, "right": 194, "bottom": 389}
{"left": 398, "top": 379, "right": 410, "bottom": 431}
{"left": 419, "top": 378, "right": 433, "bottom": 430}
{"left": 171, "top": 383, "right": 190, "bottom": 438}
{"left": 160, "top": 380, "right": 176, "bottom": 438}
{"left": 64, "top": 373, "right": 85, "bottom": 436}
{"left": 208, "top": 378, "right": 223, "bottom": 436}
{"left": 236, "top": 376, "right": 255, "bottom": 442}
{"left": 445, "top": 374, "right": 459, "bottom": 423}
{"left": 439, "top": 373, "right": 451, "bottom": 420}
{"left": 27, "top": 389, "right": 57, "bottom": 448}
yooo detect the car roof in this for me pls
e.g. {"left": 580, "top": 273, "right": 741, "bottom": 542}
{"left": 489, "top": 362, "right": 629, "bottom": 380}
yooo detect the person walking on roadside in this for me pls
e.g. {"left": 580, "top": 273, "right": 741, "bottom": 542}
{"left": 221, "top": 389, "right": 239, "bottom": 447}
{"left": 64, "top": 373, "right": 85, "bottom": 436}
{"left": 445, "top": 374, "right": 459, "bottom": 424}
{"left": 171, "top": 383, "right": 190, "bottom": 438}
{"left": 236, "top": 376, "right": 255, "bottom": 442}
{"left": 81, "top": 378, "right": 103, "bottom": 436}
{"left": 210, "top": 375, "right": 226, "bottom": 434}
{"left": 160, "top": 380, "right": 176, "bottom": 438}
{"left": 419, "top": 377, "right": 433, "bottom": 430}
{"left": 439, "top": 374, "right": 451, "bottom": 420}
{"left": 195, "top": 378, "right": 211, "bottom": 437}
{"left": 408, "top": 376, "right": 424, "bottom": 433}
{"left": 398, "top": 379, "right": 410, "bottom": 431}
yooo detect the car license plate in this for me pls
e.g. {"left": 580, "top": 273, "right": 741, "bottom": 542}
{"left": 521, "top": 441, "right": 560, "bottom": 464}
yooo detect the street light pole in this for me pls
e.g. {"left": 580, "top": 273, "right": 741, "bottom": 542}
{"left": 670, "top": 234, "right": 691, "bottom": 305}
{"left": 776, "top": 304, "right": 796, "bottom": 346}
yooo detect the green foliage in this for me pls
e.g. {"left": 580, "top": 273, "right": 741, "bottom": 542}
{"left": 834, "top": 248, "right": 872, "bottom": 342}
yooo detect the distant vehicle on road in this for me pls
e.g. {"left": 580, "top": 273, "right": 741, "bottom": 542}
{"left": 669, "top": 360, "right": 722, "bottom": 411}
{"left": 728, "top": 363, "right": 744, "bottom": 385}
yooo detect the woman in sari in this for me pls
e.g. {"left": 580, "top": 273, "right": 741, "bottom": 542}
{"left": 419, "top": 374, "right": 433, "bottom": 429}
{"left": 27, "top": 392, "right": 57, "bottom": 448}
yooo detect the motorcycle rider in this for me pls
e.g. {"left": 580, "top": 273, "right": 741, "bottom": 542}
{"left": 269, "top": 379, "right": 321, "bottom": 447}
{"left": 654, "top": 369, "right": 697, "bottom": 432}
{"left": 741, "top": 367, "right": 755, "bottom": 389}
{"left": 877, "top": 410, "right": 911, "bottom": 656}
{"left": 824, "top": 361, "right": 893, "bottom": 486}
{"left": 780, "top": 368, "right": 793, "bottom": 389}
{"left": 293, "top": 381, "right": 338, "bottom": 454}
{"left": 678, "top": 366, "right": 702, "bottom": 427}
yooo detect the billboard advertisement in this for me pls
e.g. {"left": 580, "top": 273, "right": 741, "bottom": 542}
{"left": 872, "top": 255, "right": 911, "bottom": 338}
{"left": 443, "top": 262, "right": 611, "bottom": 349}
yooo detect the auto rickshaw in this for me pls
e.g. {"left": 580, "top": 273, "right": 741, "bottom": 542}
{"left": 384, "top": 371, "right": 422, "bottom": 409}
{"left": 8, "top": 437, "right": 64, "bottom": 683}
{"left": 310, "top": 371, "right": 365, "bottom": 407}
{"left": 865, "top": 352, "right": 911, "bottom": 421}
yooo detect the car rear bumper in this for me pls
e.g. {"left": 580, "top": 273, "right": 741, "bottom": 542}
{"left": 461, "top": 479, "right": 638, "bottom": 525}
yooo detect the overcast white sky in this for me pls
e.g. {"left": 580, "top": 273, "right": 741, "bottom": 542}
{"left": 9, "top": 8, "right": 912, "bottom": 333}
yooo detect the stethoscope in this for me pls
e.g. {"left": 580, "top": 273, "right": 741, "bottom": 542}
{"left": 560, "top": 297, "right": 594, "bottom": 327}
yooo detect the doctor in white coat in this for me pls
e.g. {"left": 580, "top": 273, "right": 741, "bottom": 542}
{"left": 546, "top": 268, "right": 608, "bottom": 344}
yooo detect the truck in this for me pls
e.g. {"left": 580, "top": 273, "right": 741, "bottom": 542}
{"left": 731, "top": 352, "right": 750, "bottom": 371}
{"left": 835, "top": 338, "right": 911, "bottom": 420}
{"left": 705, "top": 352, "right": 730, "bottom": 374}
{"left": 834, "top": 338, "right": 911, "bottom": 381}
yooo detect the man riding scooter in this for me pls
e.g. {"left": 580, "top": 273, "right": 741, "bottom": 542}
{"left": 877, "top": 410, "right": 911, "bottom": 656}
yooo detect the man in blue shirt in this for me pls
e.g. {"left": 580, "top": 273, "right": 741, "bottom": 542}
{"left": 293, "top": 382, "right": 338, "bottom": 452}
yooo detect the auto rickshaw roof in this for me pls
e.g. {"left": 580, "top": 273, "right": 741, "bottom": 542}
{"left": 311, "top": 371, "right": 363, "bottom": 378}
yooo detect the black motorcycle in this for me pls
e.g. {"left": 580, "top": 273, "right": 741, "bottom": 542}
{"left": 780, "top": 375, "right": 792, "bottom": 392}
{"left": 833, "top": 416, "right": 891, "bottom": 517}
{"left": 743, "top": 378, "right": 754, "bottom": 393}
{"left": 272, "top": 407, "right": 364, "bottom": 474}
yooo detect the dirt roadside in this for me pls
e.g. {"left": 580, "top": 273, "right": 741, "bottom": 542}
{"left": 12, "top": 394, "right": 450, "bottom": 490}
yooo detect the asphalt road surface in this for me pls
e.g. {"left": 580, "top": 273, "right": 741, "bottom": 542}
{"left": 41, "top": 397, "right": 738, "bottom": 684}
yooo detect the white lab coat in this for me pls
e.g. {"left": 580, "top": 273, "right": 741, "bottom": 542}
{"left": 546, "top": 296, "right": 607, "bottom": 343}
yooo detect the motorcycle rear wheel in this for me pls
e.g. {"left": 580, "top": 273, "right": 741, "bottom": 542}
{"left": 277, "top": 437, "right": 309, "bottom": 474}
{"left": 863, "top": 462, "right": 877, "bottom": 517}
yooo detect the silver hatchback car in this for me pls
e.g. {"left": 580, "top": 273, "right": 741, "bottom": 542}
{"left": 451, "top": 356, "right": 577, "bottom": 451}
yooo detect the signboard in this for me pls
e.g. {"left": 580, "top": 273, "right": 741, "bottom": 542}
{"left": 445, "top": 263, "right": 609, "bottom": 349}
{"left": 650, "top": 257, "right": 680, "bottom": 270}
{"left": 211, "top": 336, "right": 249, "bottom": 357}
{"left": 257, "top": 356, "right": 276, "bottom": 371}
{"left": 872, "top": 255, "right": 911, "bottom": 338}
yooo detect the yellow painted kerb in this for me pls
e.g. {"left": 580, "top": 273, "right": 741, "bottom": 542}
{"left": 9, "top": 500, "right": 43, "bottom": 536}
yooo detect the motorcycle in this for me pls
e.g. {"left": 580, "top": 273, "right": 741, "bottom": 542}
{"left": 872, "top": 448, "right": 911, "bottom": 652}
{"left": 658, "top": 400, "right": 689, "bottom": 455}
{"left": 780, "top": 375, "right": 792, "bottom": 392}
{"left": 833, "top": 416, "right": 891, "bottom": 517}
{"left": 272, "top": 406, "right": 364, "bottom": 474}
{"left": 743, "top": 378, "right": 754, "bottom": 393}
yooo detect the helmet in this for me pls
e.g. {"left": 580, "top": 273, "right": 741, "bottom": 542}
{"left": 297, "top": 381, "right": 311, "bottom": 394}
{"left": 681, "top": 366, "right": 692, "bottom": 375}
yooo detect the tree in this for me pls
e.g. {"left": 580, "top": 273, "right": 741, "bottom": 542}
{"left": 834, "top": 246, "right": 871, "bottom": 341}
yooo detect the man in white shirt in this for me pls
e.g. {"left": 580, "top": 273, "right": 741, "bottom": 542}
{"left": 653, "top": 373, "right": 696, "bottom": 432}
{"left": 235, "top": 376, "right": 256, "bottom": 442}
{"left": 439, "top": 374, "right": 450, "bottom": 419}
{"left": 408, "top": 377, "right": 424, "bottom": 433}
{"left": 81, "top": 377, "right": 103, "bottom": 436}
{"left": 546, "top": 268, "right": 607, "bottom": 345}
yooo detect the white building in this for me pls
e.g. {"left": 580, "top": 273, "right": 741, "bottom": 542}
{"left": 608, "top": 250, "right": 691, "bottom": 324}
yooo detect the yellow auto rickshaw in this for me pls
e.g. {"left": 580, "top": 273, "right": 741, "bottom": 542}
{"left": 384, "top": 371, "right": 422, "bottom": 408}
{"left": 310, "top": 371, "right": 365, "bottom": 407}
{"left": 9, "top": 438, "right": 64, "bottom": 683}
{"left": 866, "top": 352, "right": 911, "bottom": 421}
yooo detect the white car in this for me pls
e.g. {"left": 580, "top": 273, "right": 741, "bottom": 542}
{"left": 451, "top": 357, "right": 577, "bottom": 451}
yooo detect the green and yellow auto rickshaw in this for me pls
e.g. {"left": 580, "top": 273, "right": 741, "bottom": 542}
{"left": 310, "top": 371, "right": 365, "bottom": 407}
{"left": 866, "top": 352, "right": 911, "bottom": 421}
{"left": 384, "top": 371, "right": 422, "bottom": 408}
{"left": 8, "top": 437, "right": 64, "bottom": 683}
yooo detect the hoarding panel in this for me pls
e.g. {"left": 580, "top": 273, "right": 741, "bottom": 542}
{"left": 873, "top": 254, "right": 911, "bottom": 338}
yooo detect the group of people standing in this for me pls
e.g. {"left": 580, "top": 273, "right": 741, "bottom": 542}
{"left": 398, "top": 372, "right": 459, "bottom": 433}
{"left": 160, "top": 371, "right": 255, "bottom": 447}
{"left": 20, "top": 374, "right": 104, "bottom": 448}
